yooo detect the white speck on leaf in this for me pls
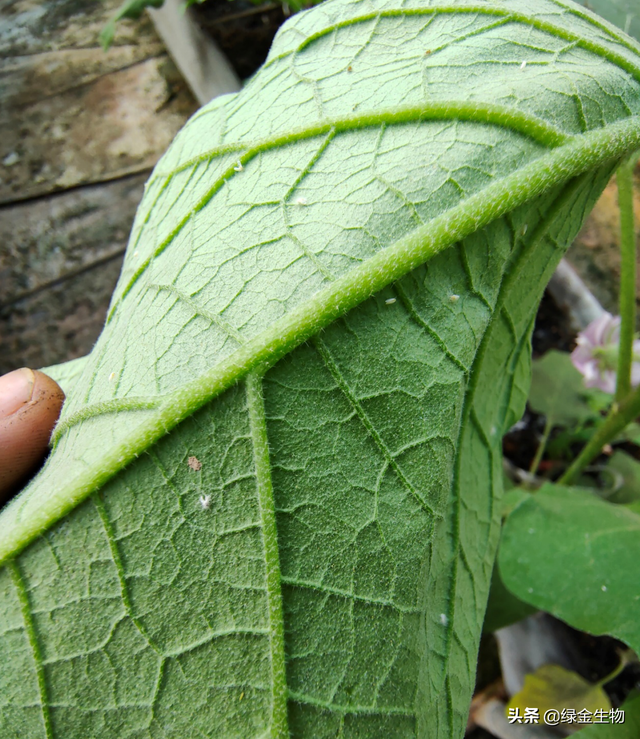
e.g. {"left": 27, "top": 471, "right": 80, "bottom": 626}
{"left": 439, "top": 613, "right": 448, "bottom": 626}
{"left": 449, "top": 294, "right": 460, "bottom": 302}
{"left": 520, "top": 61, "right": 527, "bottom": 70}
{"left": 234, "top": 161, "right": 243, "bottom": 172}
{"left": 109, "top": 372, "right": 115, "bottom": 382}
{"left": 602, "top": 585, "right": 607, "bottom": 592}
{"left": 188, "top": 456, "right": 202, "bottom": 471}
{"left": 296, "top": 197, "right": 308, "bottom": 205}
{"left": 385, "top": 298, "right": 396, "bottom": 305}
{"left": 199, "top": 495, "right": 211, "bottom": 510}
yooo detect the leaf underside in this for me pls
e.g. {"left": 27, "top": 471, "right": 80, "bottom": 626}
{"left": 2, "top": 1, "right": 640, "bottom": 738}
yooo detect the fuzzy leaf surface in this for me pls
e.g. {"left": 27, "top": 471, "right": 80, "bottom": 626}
{"left": 3, "top": 1, "right": 640, "bottom": 737}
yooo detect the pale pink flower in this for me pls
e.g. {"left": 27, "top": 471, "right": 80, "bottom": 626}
{"left": 571, "top": 313, "right": 640, "bottom": 394}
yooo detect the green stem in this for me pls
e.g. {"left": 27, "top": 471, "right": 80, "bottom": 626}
{"left": 529, "top": 416, "right": 553, "bottom": 478}
{"left": 615, "top": 154, "right": 639, "bottom": 402}
{"left": 559, "top": 385, "right": 640, "bottom": 484}
{"left": 595, "top": 651, "right": 631, "bottom": 689}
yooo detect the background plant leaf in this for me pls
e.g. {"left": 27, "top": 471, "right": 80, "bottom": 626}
{"left": 615, "top": 421, "right": 640, "bottom": 444}
{"left": 605, "top": 450, "right": 640, "bottom": 504}
{"left": 499, "top": 484, "right": 640, "bottom": 655}
{"left": 99, "top": 0, "right": 166, "bottom": 50}
{"left": 507, "top": 664, "right": 611, "bottom": 727}
{"left": 578, "top": 692, "right": 640, "bottom": 736}
{"left": 528, "top": 350, "right": 603, "bottom": 427}
{"left": 3, "top": 1, "right": 640, "bottom": 737}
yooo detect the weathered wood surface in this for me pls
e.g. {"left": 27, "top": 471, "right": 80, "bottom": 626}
{"left": 0, "top": 252, "right": 124, "bottom": 376}
{"left": 1, "top": 0, "right": 196, "bottom": 204}
{"left": 1, "top": 0, "right": 198, "bottom": 374}
{"left": 0, "top": 173, "right": 147, "bottom": 305}
{"left": 0, "top": 174, "right": 149, "bottom": 374}
{"left": 149, "top": 0, "right": 241, "bottom": 106}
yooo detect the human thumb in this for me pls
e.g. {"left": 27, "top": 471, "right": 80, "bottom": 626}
{"left": 0, "top": 368, "right": 65, "bottom": 504}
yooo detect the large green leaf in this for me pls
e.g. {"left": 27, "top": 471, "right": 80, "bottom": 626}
{"left": 3, "top": 1, "right": 640, "bottom": 737}
{"left": 499, "top": 484, "right": 640, "bottom": 655}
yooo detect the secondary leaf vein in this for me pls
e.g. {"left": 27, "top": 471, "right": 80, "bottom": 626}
{"left": 9, "top": 560, "right": 53, "bottom": 739}
{"left": 312, "top": 335, "right": 435, "bottom": 517}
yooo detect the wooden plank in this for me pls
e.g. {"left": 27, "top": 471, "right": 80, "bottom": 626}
{"left": 0, "top": 0, "right": 197, "bottom": 203}
{"left": 1, "top": 56, "right": 195, "bottom": 203}
{"left": 1, "top": 0, "right": 159, "bottom": 57}
{"left": 0, "top": 173, "right": 146, "bottom": 305}
{"left": 0, "top": 254, "right": 124, "bottom": 375}
{"left": 0, "top": 175, "right": 156, "bottom": 373}
{"left": 148, "top": 0, "right": 241, "bottom": 106}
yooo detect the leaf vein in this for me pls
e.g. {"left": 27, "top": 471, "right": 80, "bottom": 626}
{"left": 93, "top": 493, "right": 164, "bottom": 656}
{"left": 267, "top": 7, "right": 640, "bottom": 83}
{"left": 287, "top": 689, "right": 415, "bottom": 717}
{"left": 394, "top": 282, "right": 469, "bottom": 373}
{"left": 152, "top": 102, "right": 567, "bottom": 183}
{"left": 9, "top": 560, "right": 53, "bottom": 739}
{"left": 280, "top": 575, "right": 420, "bottom": 613}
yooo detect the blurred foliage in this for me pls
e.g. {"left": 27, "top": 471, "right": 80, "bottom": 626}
{"left": 101, "top": 0, "right": 323, "bottom": 49}
{"left": 500, "top": 484, "right": 640, "bottom": 656}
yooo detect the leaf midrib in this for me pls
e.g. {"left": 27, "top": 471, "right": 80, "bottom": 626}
{"left": 115, "top": 102, "right": 568, "bottom": 314}
{"left": 152, "top": 102, "right": 567, "bottom": 181}
{"left": 2, "top": 116, "right": 639, "bottom": 568}
{"left": 247, "top": 373, "right": 288, "bottom": 738}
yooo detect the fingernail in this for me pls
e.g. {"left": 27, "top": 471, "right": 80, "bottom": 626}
{"left": 0, "top": 368, "right": 35, "bottom": 418}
